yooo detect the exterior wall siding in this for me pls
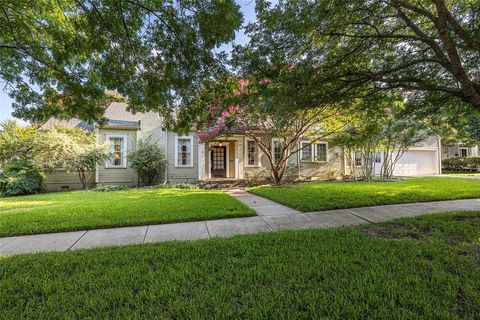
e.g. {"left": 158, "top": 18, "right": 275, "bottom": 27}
{"left": 97, "top": 129, "right": 138, "bottom": 186}
{"left": 166, "top": 131, "right": 199, "bottom": 183}
{"left": 45, "top": 171, "right": 95, "bottom": 191}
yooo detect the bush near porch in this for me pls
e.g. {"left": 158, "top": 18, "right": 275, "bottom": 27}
{"left": 0, "top": 188, "right": 255, "bottom": 237}
{"left": 249, "top": 177, "right": 480, "bottom": 212}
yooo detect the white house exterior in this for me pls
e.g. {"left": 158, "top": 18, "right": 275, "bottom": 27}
{"left": 42, "top": 103, "right": 442, "bottom": 191}
{"left": 442, "top": 142, "right": 479, "bottom": 160}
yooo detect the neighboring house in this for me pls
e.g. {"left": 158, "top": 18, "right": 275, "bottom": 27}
{"left": 42, "top": 103, "right": 442, "bottom": 191}
{"left": 441, "top": 142, "right": 479, "bottom": 160}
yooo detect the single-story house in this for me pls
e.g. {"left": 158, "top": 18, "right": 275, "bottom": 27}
{"left": 442, "top": 142, "right": 479, "bottom": 159}
{"left": 42, "top": 103, "right": 442, "bottom": 191}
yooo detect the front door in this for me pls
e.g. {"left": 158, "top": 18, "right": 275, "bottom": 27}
{"left": 211, "top": 146, "right": 227, "bottom": 178}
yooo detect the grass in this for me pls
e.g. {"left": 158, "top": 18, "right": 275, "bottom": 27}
{"left": 442, "top": 170, "right": 480, "bottom": 176}
{"left": 0, "top": 188, "right": 254, "bottom": 237}
{"left": 250, "top": 177, "right": 480, "bottom": 212}
{"left": 0, "top": 211, "right": 479, "bottom": 318}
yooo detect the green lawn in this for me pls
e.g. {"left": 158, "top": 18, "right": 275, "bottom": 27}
{"left": 1, "top": 211, "right": 479, "bottom": 318}
{"left": 250, "top": 177, "right": 480, "bottom": 212}
{"left": 0, "top": 188, "right": 254, "bottom": 237}
{"left": 442, "top": 170, "right": 480, "bottom": 176}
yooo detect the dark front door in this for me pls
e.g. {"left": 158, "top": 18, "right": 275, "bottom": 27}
{"left": 211, "top": 146, "right": 227, "bottom": 178}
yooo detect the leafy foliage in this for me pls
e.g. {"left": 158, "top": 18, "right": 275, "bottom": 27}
{"left": 442, "top": 156, "right": 480, "bottom": 172}
{"left": 0, "top": 120, "right": 39, "bottom": 164}
{"left": 0, "top": 160, "right": 44, "bottom": 197}
{"left": 37, "top": 126, "right": 111, "bottom": 189}
{"left": 127, "top": 138, "right": 167, "bottom": 186}
{"left": 94, "top": 184, "right": 129, "bottom": 192}
{"left": 0, "top": 0, "right": 242, "bottom": 123}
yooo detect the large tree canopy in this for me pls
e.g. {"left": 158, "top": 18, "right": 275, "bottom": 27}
{"left": 235, "top": 0, "right": 480, "bottom": 115}
{"left": 0, "top": 0, "right": 242, "bottom": 122}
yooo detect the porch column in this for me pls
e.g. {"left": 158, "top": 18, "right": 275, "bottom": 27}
{"left": 198, "top": 143, "right": 205, "bottom": 180}
{"left": 237, "top": 139, "right": 244, "bottom": 179}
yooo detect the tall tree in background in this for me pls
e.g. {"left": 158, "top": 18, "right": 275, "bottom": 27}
{"left": 244, "top": 0, "right": 480, "bottom": 116}
{"left": 0, "top": 0, "right": 242, "bottom": 122}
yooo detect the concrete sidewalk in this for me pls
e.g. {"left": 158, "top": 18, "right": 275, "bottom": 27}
{"left": 1, "top": 197, "right": 480, "bottom": 256}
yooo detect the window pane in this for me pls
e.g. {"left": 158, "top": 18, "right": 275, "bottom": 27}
{"left": 273, "top": 141, "right": 282, "bottom": 163}
{"left": 178, "top": 138, "right": 191, "bottom": 166}
{"left": 355, "top": 152, "right": 362, "bottom": 166}
{"left": 317, "top": 144, "right": 327, "bottom": 161}
{"left": 301, "top": 143, "right": 312, "bottom": 162}
{"left": 247, "top": 140, "right": 257, "bottom": 165}
{"left": 110, "top": 137, "right": 123, "bottom": 166}
{"left": 375, "top": 152, "right": 381, "bottom": 163}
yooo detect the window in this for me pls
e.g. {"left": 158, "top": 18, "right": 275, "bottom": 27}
{"left": 461, "top": 148, "right": 468, "bottom": 157}
{"left": 246, "top": 139, "right": 259, "bottom": 166}
{"left": 355, "top": 151, "right": 362, "bottom": 167}
{"left": 316, "top": 143, "right": 327, "bottom": 162}
{"left": 375, "top": 152, "right": 382, "bottom": 163}
{"left": 300, "top": 141, "right": 328, "bottom": 162}
{"left": 106, "top": 135, "right": 127, "bottom": 168}
{"left": 175, "top": 136, "right": 193, "bottom": 167}
{"left": 273, "top": 139, "right": 282, "bottom": 163}
{"left": 300, "top": 142, "right": 312, "bottom": 162}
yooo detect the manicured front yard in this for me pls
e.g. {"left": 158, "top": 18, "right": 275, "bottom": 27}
{"left": 442, "top": 170, "right": 480, "bottom": 176}
{"left": 0, "top": 188, "right": 254, "bottom": 237}
{"left": 0, "top": 211, "right": 479, "bottom": 318}
{"left": 250, "top": 177, "right": 480, "bottom": 212}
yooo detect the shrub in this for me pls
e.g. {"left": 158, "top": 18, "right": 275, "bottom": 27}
{"left": 0, "top": 161, "right": 44, "bottom": 197}
{"left": 442, "top": 156, "right": 480, "bottom": 172}
{"left": 94, "top": 184, "right": 129, "bottom": 192}
{"left": 170, "top": 183, "right": 199, "bottom": 190}
{"left": 128, "top": 138, "right": 167, "bottom": 186}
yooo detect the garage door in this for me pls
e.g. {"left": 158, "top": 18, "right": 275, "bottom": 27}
{"left": 393, "top": 150, "right": 438, "bottom": 176}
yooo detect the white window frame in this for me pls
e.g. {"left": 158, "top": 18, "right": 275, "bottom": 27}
{"left": 272, "top": 138, "right": 283, "bottom": 164}
{"left": 105, "top": 134, "right": 128, "bottom": 169}
{"left": 175, "top": 135, "right": 194, "bottom": 168}
{"left": 316, "top": 142, "right": 328, "bottom": 162}
{"left": 300, "top": 140, "right": 328, "bottom": 162}
{"left": 354, "top": 151, "right": 363, "bottom": 167}
{"left": 245, "top": 138, "right": 261, "bottom": 167}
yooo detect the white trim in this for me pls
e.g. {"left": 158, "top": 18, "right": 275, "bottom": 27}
{"left": 271, "top": 138, "right": 283, "bottom": 164}
{"left": 244, "top": 138, "right": 261, "bottom": 167}
{"left": 198, "top": 143, "right": 205, "bottom": 179}
{"left": 207, "top": 142, "right": 230, "bottom": 178}
{"left": 105, "top": 134, "right": 128, "bottom": 169}
{"left": 174, "top": 135, "right": 194, "bottom": 168}
{"left": 300, "top": 140, "right": 328, "bottom": 163}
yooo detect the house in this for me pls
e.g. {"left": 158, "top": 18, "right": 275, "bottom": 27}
{"left": 441, "top": 142, "right": 479, "bottom": 160}
{"left": 42, "top": 103, "right": 442, "bottom": 191}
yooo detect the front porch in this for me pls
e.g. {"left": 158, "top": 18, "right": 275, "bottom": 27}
{"left": 198, "top": 137, "right": 245, "bottom": 180}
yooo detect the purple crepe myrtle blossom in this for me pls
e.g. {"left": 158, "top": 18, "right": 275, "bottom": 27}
{"left": 198, "top": 104, "right": 241, "bottom": 143}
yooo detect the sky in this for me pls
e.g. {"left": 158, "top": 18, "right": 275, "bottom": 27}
{"left": 0, "top": 0, "right": 264, "bottom": 124}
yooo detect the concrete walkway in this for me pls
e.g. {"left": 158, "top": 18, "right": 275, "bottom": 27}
{"left": 223, "top": 188, "right": 301, "bottom": 216}
{"left": 1, "top": 197, "right": 480, "bottom": 256}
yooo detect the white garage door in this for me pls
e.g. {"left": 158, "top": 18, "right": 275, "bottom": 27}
{"left": 393, "top": 150, "right": 438, "bottom": 176}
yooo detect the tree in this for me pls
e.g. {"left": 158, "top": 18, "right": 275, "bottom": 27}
{"left": 222, "top": 0, "right": 480, "bottom": 140}
{"left": 379, "top": 106, "right": 428, "bottom": 179}
{"left": 0, "top": 0, "right": 242, "bottom": 123}
{"left": 0, "top": 120, "right": 38, "bottom": 164}
{"left": 128, "top": 137, "right": 167, "bottom": 186}
{"left": 36, "top": 127, "right": 110, "bottom": 189}
{"left": 195, "top": 77, "right": 347, "bottom": 184}
{"left": 327, "top": 0, "right": 480, "bottom": 110}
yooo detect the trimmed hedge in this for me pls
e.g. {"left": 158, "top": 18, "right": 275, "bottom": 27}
{"left": 442, "top": 156, "right": 480, "bottom": 172}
